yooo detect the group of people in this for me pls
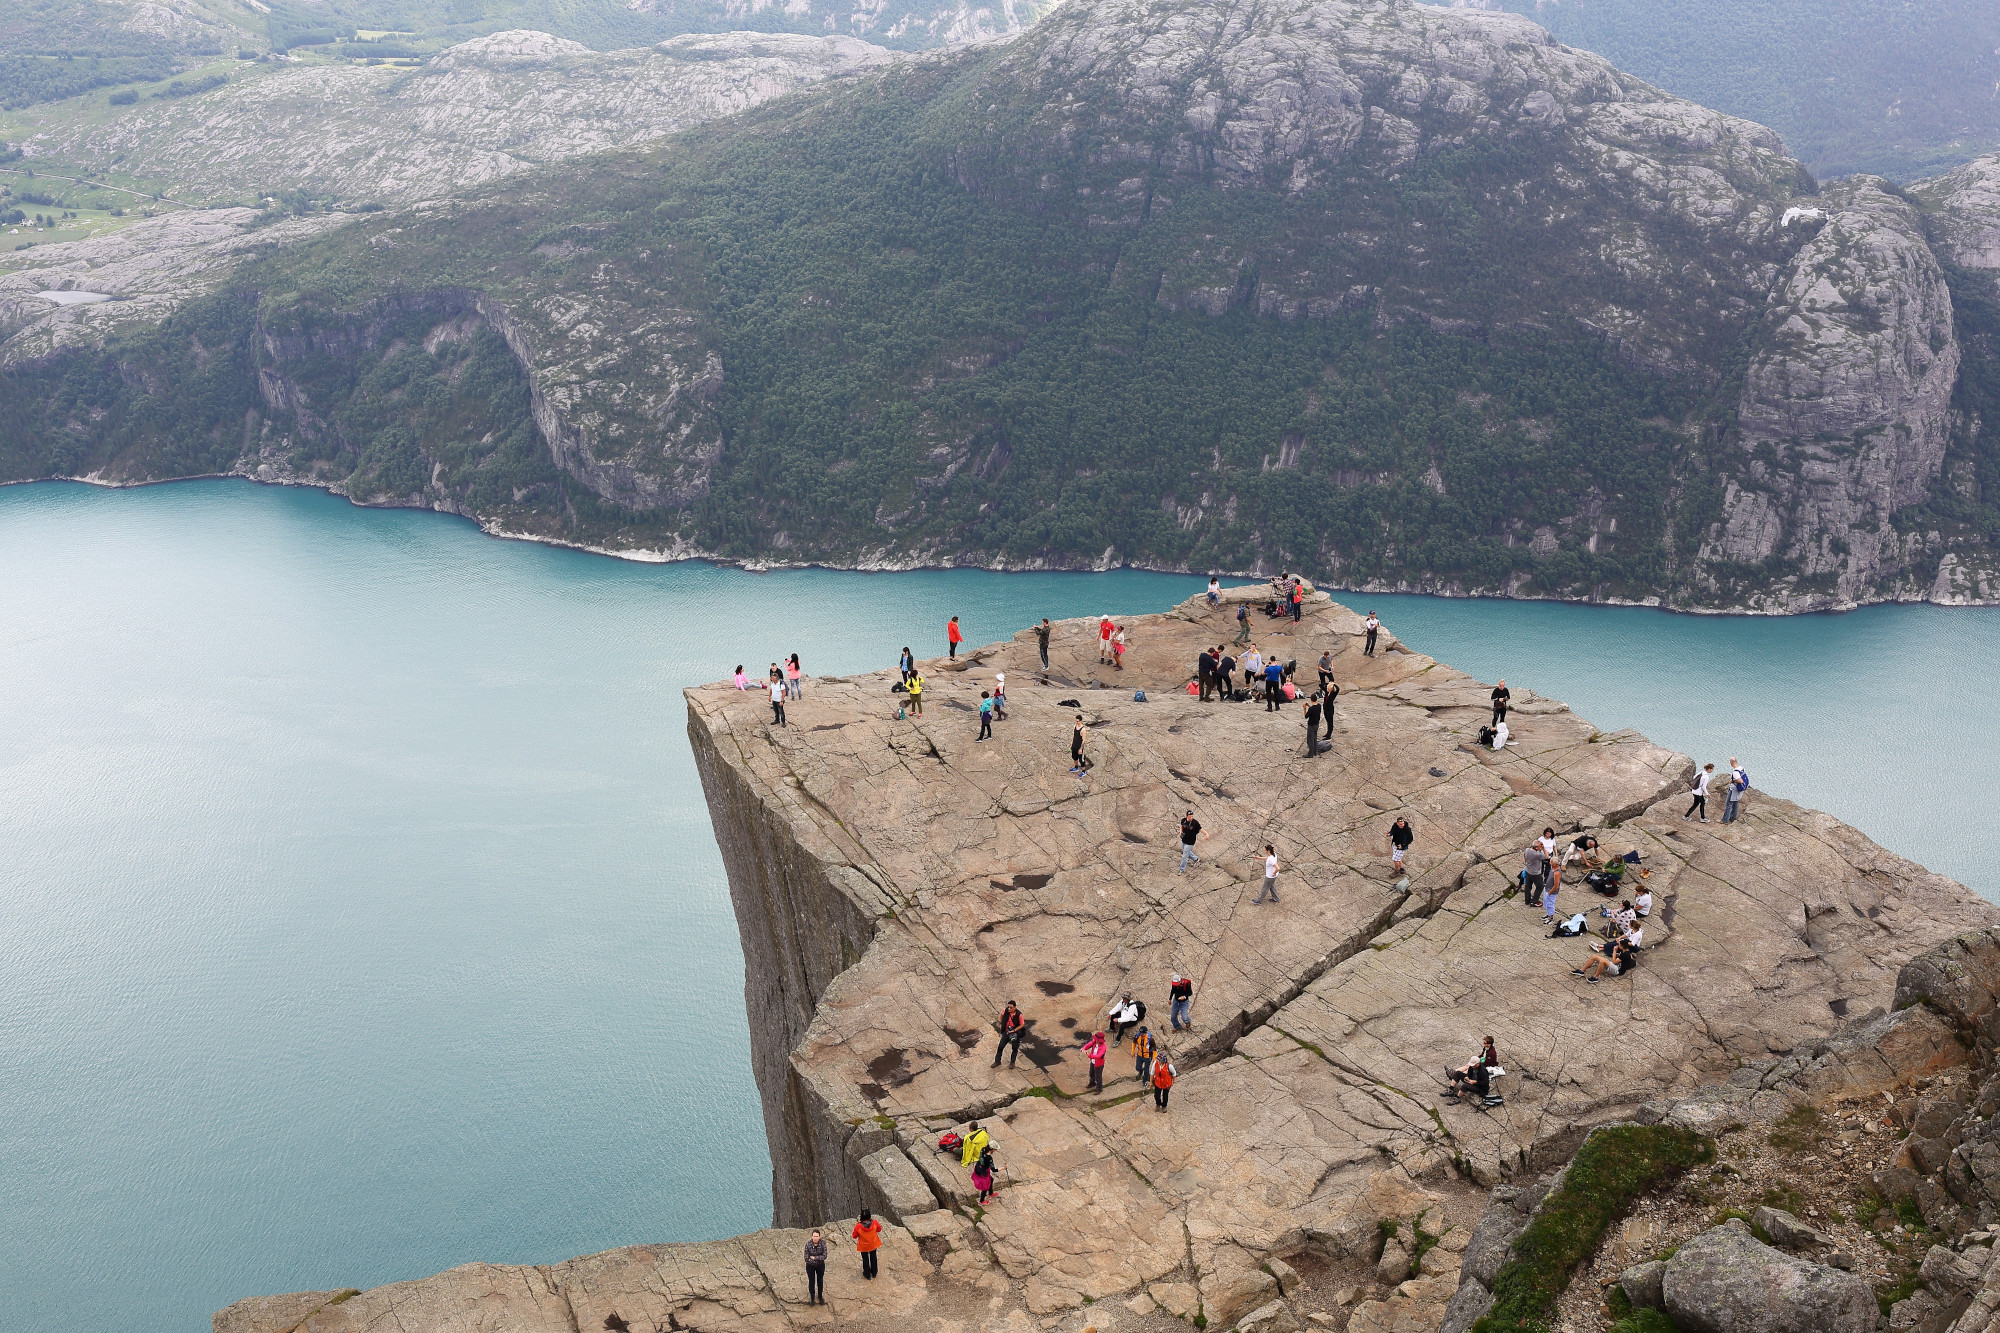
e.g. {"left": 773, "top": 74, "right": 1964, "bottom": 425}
{"left": 735, "top": 654, "right": 805, "bottom": 726}
{"left": 1097, "top": 615, "right": 1131, "bottom": 668}
{"left": 1081, "top": 990, "right": 1179, "bottom": 1108}
{"left": 1685, "top": 758, "right": 1751, "bottom": 823}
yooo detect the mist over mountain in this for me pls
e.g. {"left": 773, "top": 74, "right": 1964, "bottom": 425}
{"left": 1455, "top": 0, "right": 2000, "bottom": 180}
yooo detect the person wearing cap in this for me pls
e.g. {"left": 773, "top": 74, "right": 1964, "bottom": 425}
{"left": 1169, "top": 973, "right": 1194, "bottom": 1031}
{"left": 1108, "top": 991, "right": 1141, "bottom": 1043}
{"left": 1177, "top": 810, "right": 1204, "bottom": 872}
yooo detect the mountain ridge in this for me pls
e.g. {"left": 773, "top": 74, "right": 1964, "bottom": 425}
{"left": 6, "top": 0, "right": 2000, "bottom": 612}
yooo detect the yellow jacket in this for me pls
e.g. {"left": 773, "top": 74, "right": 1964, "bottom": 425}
{"left": 960, "top": 1127, "right": 989, "bottom": 1167}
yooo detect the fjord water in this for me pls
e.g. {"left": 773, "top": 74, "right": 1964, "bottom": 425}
{"left": 3, "top": 479, "right": 1996, "bottom": 1333}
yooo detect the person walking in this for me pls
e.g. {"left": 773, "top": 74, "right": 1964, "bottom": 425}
{"left": 993, "top": 1001, "right": 1026, "bottom": 1067}
{"left": 947, "top": 615, "right": 964, "bottom": 660}
{"left": 1034, "top": 618, "right": 1052, "bottom": 671}
{"left": 1723, "top": 758, "right": 1748, "bottom": 823}
{"left": 1177, "top": 810, "right": 1204, "bottom": 872}
{"left": 992, "top": 673, "right": 1007, "bottom": 720}
{"left": 1082, "top": 1030, "right": 1107, "bottom": 1092}
{"left": 853, "top": 1211, "right": 882, "bottom": 1280}
{"left": 1491, "top": 681, "right": 1510, "bottom": 727}
{"left": 1131, "top": 1026, "right": 1155, "bottom": 1083}
{"left": 899, "top": 647, "right": 915, "bottom": 684}
{"left": 1099, "top": 615, "right": 1114, "bottom": 663}
{"left": 1303, "top": 693, "right": 1324, "bottom": 757}
{"left": 1069, "top": 714, "right": 1091, "bottom": 773}
{"left": 1234, "top": 602, "right": 1251, "bottom": 646}
{"left": 1387, "top": 817, "right": 1414, "bottom": 877}
{"left": 1685, "top": 763, "right": 1714, "bottom": 822}
{"left": 1112, "top": 625, "right": 1127, "bottom": 670}
{"left": 970, "top": 1147, "right": 996, "bottom": 1205}
{"left": 1254, "top": 844, "right": 1280, "bottom": 904}
{"left": 1151, "top": 1053, "right": 1175, "bottom": 1111}
{"left": 787, "top": 654, "right": 804, "bottom": 701}
{"left": 1208, "top": 576, "right": 1221, "bottom": 607}
{"left": 1169, "top": 973, "right": 1193, "bottom": 1031}
{"left": 1363, "top": 612, "right": 1380, "bottom": 657}
{"left": 978, "top": 691, "right": 994, "bottom": 741}
{"left": 804, "top": 1230, "right": 828, "bottom": 1304}
{"left": 769, "top": 673, "right": 788, "bottom": 727}
{"left": 905, "top": 670, "right": 925, "bottom": 716}
{"left": 1290, "top": 579, "right": 1304, "bottom": 623}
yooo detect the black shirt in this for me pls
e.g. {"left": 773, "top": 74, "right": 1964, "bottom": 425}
{"left": 1180, "top": 817, "right": 1201, "bottom": 846}
{"left": 1304, "top": 702, "right": 1322, "bottom": 726}
{"left": 1219, "top": 656, "right": 1236, "bottom": 676}
{"left": 1492, "top": 686, "right": 1511, "bottom": 708}
{"left": 1390, "top": 821, "right": 1415, "bottom": 849}
{"left": 1198, "top": 652, "right": 1215, "bottom": 676}
{"left": 1324, "top": 681, "right": 1340, "bottom": 702}
{"left": 1170, "top": 978, "right": 1193, "bottom": 1001}
{"left": 1000, "top": 1007, "right": 1024, "bottom": 1034}
{"left": 1071, "top": 725, "right": 1085, "bottom": 756}
{"left": 1035, "top": 624, "right": 1051, "bottom": 648}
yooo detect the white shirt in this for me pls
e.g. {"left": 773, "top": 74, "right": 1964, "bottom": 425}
{"left": 1693, "top": 770, "right": 1711, "bottom": 796}
{"left": 1209, "top": 579, "right": 1219, "bottom": 592}
{"left": 1491, "top": 722, "right": 1509, "bottom": 748}
{"left": 1633, "top": 892, "right": 1652, "bottom": 916}
{"left": 1536, "top": 835, "right": 1555, "bottom": 858}
{"left": 1265, "top": 854, "right": 1278, "bottom": 880}
{"left": 1626, "top": 925, "right": 1644, "bottom": 948}
{"left": 769, "top": 681, "right": 785, "bottom": 703}
{"left": 1365, "top": 616, "right": 1379, "bottom": 633}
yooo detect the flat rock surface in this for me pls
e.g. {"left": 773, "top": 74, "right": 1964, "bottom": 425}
{"left": 219, "top": 587, "right": 1996, "bottom": 1333}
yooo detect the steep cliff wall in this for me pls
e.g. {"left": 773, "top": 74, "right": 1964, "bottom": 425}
{"left": 687, "top": 699, "right": 897, "bottom": 1226}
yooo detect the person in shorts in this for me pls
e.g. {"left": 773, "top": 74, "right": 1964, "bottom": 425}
{"left": 1387, "top": 817, "right": 1414, "bottom": 874}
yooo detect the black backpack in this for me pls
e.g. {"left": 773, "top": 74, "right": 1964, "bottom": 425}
{"left": 1132, "top": 999, "right": 1147, "bottom": 1023}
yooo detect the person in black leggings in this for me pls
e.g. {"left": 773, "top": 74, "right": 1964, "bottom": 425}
{"left": 804, "top": 1231, "right": 827, "bottom": 1304}
{"left": 1684, "top": 763, "right": 1713, "bottom": 822}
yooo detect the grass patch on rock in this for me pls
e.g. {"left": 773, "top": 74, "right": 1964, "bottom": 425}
{"left": 1473, "top": 1124, "right": 1712, "bottom": 1333}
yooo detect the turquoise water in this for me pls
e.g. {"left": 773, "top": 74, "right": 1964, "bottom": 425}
{"left": 2, "top": 478, "right": 1994, "bottom": 1333}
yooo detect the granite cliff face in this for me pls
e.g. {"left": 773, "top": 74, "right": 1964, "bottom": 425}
{"left": 211, "top": 589, "right": 1996, "bottom": 1333}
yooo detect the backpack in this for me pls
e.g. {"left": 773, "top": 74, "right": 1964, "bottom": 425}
{"left": 1132, "top": 999, "right": 1147, "bottom": 1023}
{"left": 936, "top": 1131, "right": 963, "bottom": 1153}
{"left": 1734, "top": 768, "right": 1750, "bottom": 792}
{"left": 1134, "top": 690, "right": 1147, "bottom": 702}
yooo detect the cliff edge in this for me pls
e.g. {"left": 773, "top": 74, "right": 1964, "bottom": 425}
{"left": 215, "top": 587, "right": 1998, "bottom": 1333}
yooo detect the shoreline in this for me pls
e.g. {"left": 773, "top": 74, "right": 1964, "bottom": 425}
{"left": 11, "top": 467, "right": 2000, "bottom": 618}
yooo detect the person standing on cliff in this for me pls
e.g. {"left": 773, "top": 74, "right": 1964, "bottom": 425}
{"left": 1082, "top": 1030, "right": 1107, "bottom": 1092}
{"left": 900, "top": 646, "right": 915, "bottom": 683}
{"left": 1197, "top": 646, "right": 1217, "bottom": 702}
{"left": 1387, "top": 817, "right": 1414, "bottom": 878}
{"left": 852, "top": 1211, "right": 881, "bottom": 1280}
{"left": 1069, "top": 715, "right": 1090, "bottom": 774}
{"left": 993, "top": 1001, "right": 1025, "bottom": 1068}
{"left": 1169, "top": 973, "right": 1193, "bottom": 1031}
{"left": 768, "top": 673, "right": 787, "bottom": 728}
{"left": 947, "top": 615, "right": 964, "bottom": 660}
{"left": 1151, "top": 1052, "right": 1175, "bottom": 1111}
{"left": 905, "top": 670, "right": 924, "bottom": 716}
{"left": 1099, "top": 615, "right": 1114, "bottom": 663}
{"left": 1254, "top": 845, "right": 1280, "bottom": 904}
{"left": 960, "top": 1120, "right": 989, "bottom": 1168}
{"left": 1303, "top": 692, "right": 1325, "bottom": 757}
{"left": 992, "top": 673, "right": 1007, "bottom": 720}
{"left": 804, "top": 1230, "right": 828, "bottom": 1304}
{"left": 1034, "top": 618, "right": 1052, "bottom": 671}
{"left": 1685, "top": 763, "right": 1714, "bottom": 822}
{"left": 1363, "top": 612, "right": 1380, "bottom": 657}
{"left": 1491, "top": 681, "right": 1510, "bottom": 727}
{"left": 786, "top": 654, "right": 803, "bottom": 701}
{"left": 978, "top": 691, "right": 994, "bottom": 741}
{"left": 1178, "top": 810, "right": 1204, "bottom": 872}
{"left": 1724, "top": 757, "right": 1749, "bottom": 823}
{"left": 1234, "top": 602, "right": 1251, "bottom": 646}
{"left": 1131, "top": 1025, "right": 1156, "bottom": 1083}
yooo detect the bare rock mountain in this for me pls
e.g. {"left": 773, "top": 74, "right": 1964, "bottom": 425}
{"left": 19, "top": 30, "right": 895, "bottom": 207}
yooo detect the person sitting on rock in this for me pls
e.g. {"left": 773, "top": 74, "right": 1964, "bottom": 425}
{"left": 1632, "top": 888, "right": 1652, "bottom": 919}
{"left": 1107, "top": 991, "right": 1142, "bottom": 1043}
{"left": 1575, "top": 938, "right": 1633, "bottom": 983}
{"left": 1446, "top": 1037, "right": 1498, "bottom": 1099}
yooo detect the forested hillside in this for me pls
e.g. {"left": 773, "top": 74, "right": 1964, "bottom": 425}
{"left": 1469, "top": 0, "right": 2000, "bottom": 180}
{"left": 7, "top": 0, "right": 2000, "bottom": 611}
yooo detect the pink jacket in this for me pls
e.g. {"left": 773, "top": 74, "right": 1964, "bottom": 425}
{"left": 1081, "top": 1035, "right": 1107, "bottom": 1067}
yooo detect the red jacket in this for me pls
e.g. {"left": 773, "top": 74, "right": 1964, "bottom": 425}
{"left": 947, "top": 621, "right": 963, "bottom": 643}
{"left": 1081, "top": 1035, "right": 1107, "bottom": 1066}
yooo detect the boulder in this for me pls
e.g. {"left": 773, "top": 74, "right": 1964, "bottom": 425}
{"left": 1662, "top": 1219, "right": 1876, "bottom": 1333}
{"left": 856, "top": 1144, "right": 939, "bottom": 1221}
{"left": 1235, "top": 1298, "right": 1301, "bottom": 1333}
{"left": 1435, "top": 1278, "right": 1492, "bottom": 1333}
{"left": 1750, "top": 1207, "right": 1831, "bottom": 1252}
{"left": 1148, "top": 1282, "right": 1200, "bottom": 1318}
{"left": 1267, "top": 1257, "right": 1300, "bottom": 1296}
{"left": 1200, "top": 1248, "right": 1279, "bottom": 1328}
{"left": 1620, "top": 1260, "right": 1666, "bottom": 1310}
{"left": 1896, "top": 928, "right": 2000, "bottom": 1049}
{"left": 1459, "top": 1200, "right": 1528, "bottom": 1288}
{"left": 1375, "top": 1240, "right": 1412, "bottom": 1285}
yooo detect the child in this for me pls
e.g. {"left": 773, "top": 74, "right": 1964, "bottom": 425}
{"left": 733, "top": 665, "right": 747, "bottom": 690}
{"left": 971, "top": 1147, "right": 996, "bottom": 1204}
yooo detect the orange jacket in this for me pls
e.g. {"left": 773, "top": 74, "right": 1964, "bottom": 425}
{"left": 852, "top": 1219, "right": 882, "bottom": 1252}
